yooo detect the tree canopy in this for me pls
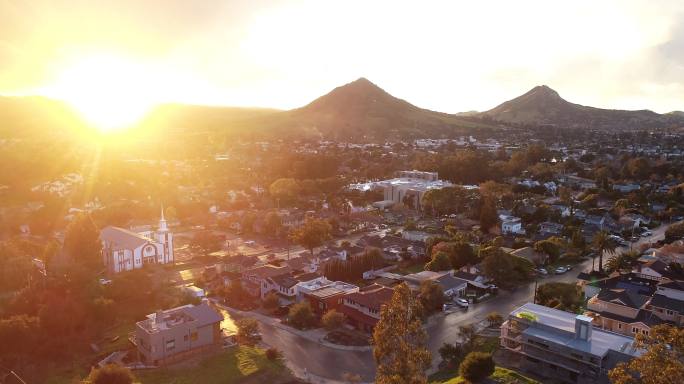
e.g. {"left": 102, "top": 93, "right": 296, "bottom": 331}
{"left": 373, "top": 283, "right": 431, "bottom": 384}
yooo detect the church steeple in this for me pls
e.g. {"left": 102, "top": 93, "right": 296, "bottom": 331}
{"left": 159, "top": 203, "right": 168, "bottom": 232}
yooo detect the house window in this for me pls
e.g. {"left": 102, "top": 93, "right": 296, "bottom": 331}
{"left": 618, "top": 323, "right": 622, "bottom": 329}
{"left": 667, "top": 310, "right": 675, "bottom": 316}
{"left": 166, "top": 339, "right": 175, "bottom": 351}
{"left": 191, "top": 331, "right": 198, "bottom": 341}
{"left": 632, "top": 327, "right": 638, "bottom": 334}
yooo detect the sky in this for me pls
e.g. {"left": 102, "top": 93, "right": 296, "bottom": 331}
{"left": 1, "top": 0, "right": 684, "bottom": 117}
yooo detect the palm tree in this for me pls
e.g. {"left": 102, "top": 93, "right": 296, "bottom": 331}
{"left": 592, "top": 231, "right": 617, "bottom": 273}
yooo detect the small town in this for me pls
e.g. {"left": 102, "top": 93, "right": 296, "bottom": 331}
{"left": 1, "top": 2, "right": 684, "bottom": 384}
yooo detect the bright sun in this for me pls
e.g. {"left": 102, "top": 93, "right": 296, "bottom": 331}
{"left": 43, "top": 54, "right": 163, "bottom": 132}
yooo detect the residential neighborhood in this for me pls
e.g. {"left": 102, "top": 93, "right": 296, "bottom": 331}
{"left": 2, "top": 2, "right": 684, "bottom": 383}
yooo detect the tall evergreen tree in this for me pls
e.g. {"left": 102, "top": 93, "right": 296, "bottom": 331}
{"left": 373, "top": 283, "right": 431, "bottom": 384}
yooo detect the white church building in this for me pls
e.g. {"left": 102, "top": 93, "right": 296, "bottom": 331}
{"left": 101, "top": 209, "right": 174, "bottom": 274}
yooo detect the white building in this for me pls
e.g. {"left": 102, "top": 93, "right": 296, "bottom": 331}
{"left": 101, "top": 208, "right": 174, "bottom": 274}
{"left": 351, "top": 170, "right": 457, "bottom": 211}
{"left": 500, "top": 214, "right": 525, "bottom": 235}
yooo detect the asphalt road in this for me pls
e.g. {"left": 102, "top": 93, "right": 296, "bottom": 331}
{"left": 249, "top": 223, "right": 674, "bottom": 382}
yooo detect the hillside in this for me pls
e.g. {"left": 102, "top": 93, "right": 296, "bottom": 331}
{"left": 0, "top": 96, "right": 89, "bottom": 139}
{"left": 277, "top": 78, "right": 490, "bottom": 140}
{"left": 480, "top": 85, "right": 684, "bottom": 130}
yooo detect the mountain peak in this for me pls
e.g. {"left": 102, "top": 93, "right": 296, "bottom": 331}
{"left": 526, "top": 85, "right": 561, "bottom": 99}
{"left": 482, "top": 84, "right": 677, "bottom": 129}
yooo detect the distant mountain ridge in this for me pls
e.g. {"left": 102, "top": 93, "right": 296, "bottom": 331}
{"left": 1, "top": 80, "right": 683, "bottom": 141}
{"left": 480, "top": 85, "right": 684, "bottom": 130}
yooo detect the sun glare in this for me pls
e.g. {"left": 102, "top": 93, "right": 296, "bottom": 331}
{"left": 43, "top": 54, "right": 164, "bottom": 132}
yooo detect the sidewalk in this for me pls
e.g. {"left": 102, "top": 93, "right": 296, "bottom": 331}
{"left": 213, "top": 301, "right": 372, "bottom": 352}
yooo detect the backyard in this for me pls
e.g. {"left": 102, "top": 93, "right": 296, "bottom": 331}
{"left": 135, "top": 346, "right": 293, "bottom": 384}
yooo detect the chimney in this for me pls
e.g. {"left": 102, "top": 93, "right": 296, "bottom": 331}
{"left": 575, "top": 315, "right": 593, "bottom": 341}
{"left": 155, "top": 309, "right": 164, "bottom": 324}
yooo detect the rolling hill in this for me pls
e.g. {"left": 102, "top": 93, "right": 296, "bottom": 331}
{"left": 480, "top": 85, "right": 684, "bottom": 130}
{"left": 275, "top": 77, "right": 490, "bottom": 140}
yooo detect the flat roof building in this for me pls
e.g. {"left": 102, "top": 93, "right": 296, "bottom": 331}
{"left": 501, "top": 303, "right": 641, "bottom": 384}
{"left": 133, "top": 300, "right": 223, "bottom": 366}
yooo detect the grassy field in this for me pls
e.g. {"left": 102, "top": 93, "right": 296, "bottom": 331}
{"left": 433, "top": 367, "right": 539, "bottom": 384}
{"left": 135, "top": 346, "right": 292, "bottom": 384}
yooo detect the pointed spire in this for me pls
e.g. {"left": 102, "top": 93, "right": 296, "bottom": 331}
{"left": 159, "top": 203, "right": 168, "bottom": 232}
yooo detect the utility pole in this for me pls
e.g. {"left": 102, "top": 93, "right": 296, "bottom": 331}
{"left": 533, "top": 278, "right": 538, "bottom": 304}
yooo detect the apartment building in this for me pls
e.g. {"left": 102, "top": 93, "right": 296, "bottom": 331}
{"left": 500, "top": 303, "right": 641, "bottom": 384}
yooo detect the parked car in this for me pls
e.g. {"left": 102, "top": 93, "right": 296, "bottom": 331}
{"left": 537, "top": 267, "right": 548, "bottom": 275}
{"left": 630, "top": 236, "right": 640, "bottom": 242}
{"left": 641, "top": 231, "right": 652, "bottom": 237}
{"left": 555, "top": 266, "right": 568, "bottom": 274}
{"left": 455, "top": 298, "right": 469, "bottom": 308}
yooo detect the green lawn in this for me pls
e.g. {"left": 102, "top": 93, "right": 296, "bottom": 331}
{"left": 135, "top": 346, "right": 291, "bottom": 384}
{"left": 433, "top": 367, "right": 539, "bottom": 384}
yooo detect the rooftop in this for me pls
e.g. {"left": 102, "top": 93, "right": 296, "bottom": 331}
{"left": 307, "top": 281, "right": 360, "bottom": 299}
{"left": 138, "top": 301, "right": 223, "bottom": 334}
{"left": 510, "top": 303, "right": 640, "bottom": 358}
{"left": 101, "top": 226, "right": 152, "bottom": 250}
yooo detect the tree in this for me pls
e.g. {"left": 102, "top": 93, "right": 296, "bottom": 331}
{"left": 373, "top": 283, "right": 431, "bottom": 384}
{"left": 486, "top": 312, "right": 503, "bottom": 328}
{"left": 0, "top": 315, "right": 40, "bottom": 366}
{"left": 665, "top": 222, "right": 684, "bottom": 243}
{"left": 264, "top": 211, "right": 283, "bottom": 238}
{"left": 236, "top": 318, "right": 260, "bottom": 342}
{"left": 226, "top": 281, "right": 250, "bottom": 308}
{"left": 571, "top": 229, "right": 586, "bottom": 252}
{"left": 438, "top": 342, "right": 466, "bottom": 369}
{"left": 86, "top": 364, "right": 135, "bottom": 384}
{"left": 265, "top": 347, "right": 281, "bottom": 360}
{"left": 425, "top": 251, "right": 452, "bottom": 271}
{"left": 322, "top": 309, "right": 345, "bottom": 331}
{"left": 609, "top": 325, "right": 684, "bottom": 384}
{"left": 605, "top": 251, "right": 640, "bottom": 273}
{"left": 418, "top": 280, "right": 445, "bottom": 315}
{"left": 534, "top": 239, "right": 562, "bottom": 263}
{"left": 458, "top": 324, "right": 477, "bottom": 351}
{"left": 290, "top": 218, "right": 332, "bottom": 257}
{"left": 288, "top": 301, "right": 315, "bottom": 329}
{"left": 459, "top": 352, "right": 495, "bottom": 383}
{"left": 536, "top": 282, "right": 582, "bottom": 312}
{"left": 481, "top": 247, "right": 515, "bottom": 287}
{"left": 269, "top": 178, "right": 301, "bottom": 205}
{"left": 432, "top": 241, "right": 476, "bottom": 270}
{"left": 263, "top": 291, "right": 279, "bottom": 312}
{"left": 592, "top": 231, "right": 617, "bottom": 273}
{"left": 190, "top": 231, "right": 223, "bottom": 253}
{"left": 64, "top": 213, "right": 102, "bottom": 268}
{"left": 479, "top": 197, "right": 498, "bottom": 233}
